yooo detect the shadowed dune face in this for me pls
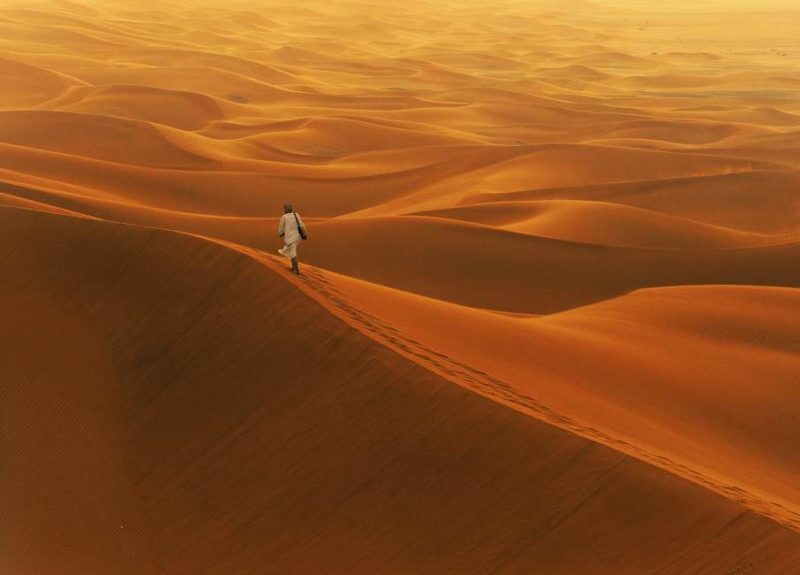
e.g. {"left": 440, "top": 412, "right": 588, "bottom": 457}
{"left": 2, "top": 0, "right": 800, "bottom": 572}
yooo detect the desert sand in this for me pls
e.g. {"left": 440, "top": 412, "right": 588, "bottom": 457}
{"left": 1, "top": 0, "right": 800, "bottom": 573}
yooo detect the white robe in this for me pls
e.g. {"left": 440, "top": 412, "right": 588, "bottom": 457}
{"left": 278, "top": 212, "right": 306, "bottom": 259}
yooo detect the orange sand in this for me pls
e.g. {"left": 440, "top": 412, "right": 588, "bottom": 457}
{"left": 1, "top": 0, "right": 800, "bottom": 573}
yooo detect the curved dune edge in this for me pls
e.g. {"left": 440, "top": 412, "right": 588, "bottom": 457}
{"left": 2, "top": 180, "right": 800, "bottom": 315}
{"left": 0, "top": 142, "right": 536, "bottom": 218}
{"left": 459, "top": 170, "right": 800, "bottom": 236}
{"left": 299, "top": 216, "right": 800, "bottom": 313}
{"left": 2, "top": 206, "right": 800, "bottom": 574}
{"left": 277, "top": 263, "right": 800, "bottom": 533}
{"left": 411, "top": 199, "right": 784, "bottom": 249}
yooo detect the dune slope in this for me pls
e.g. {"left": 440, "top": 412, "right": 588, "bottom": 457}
{"left": 298, "top": 268, "right": 800, "bottom": 530}
{"left": 2, "top": 208, "right": 800, "bottom": 575}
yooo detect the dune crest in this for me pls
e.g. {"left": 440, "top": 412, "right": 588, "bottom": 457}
{"left": 292, "top": 267, "right": 800, "bottom": 532}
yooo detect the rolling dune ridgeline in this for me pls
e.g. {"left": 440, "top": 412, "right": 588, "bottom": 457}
{"left": 1, "top": 0, "right": 800, "bottom": 573}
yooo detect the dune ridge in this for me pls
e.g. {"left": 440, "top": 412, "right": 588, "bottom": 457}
{"left": 285, "top": 264, "right": 800, "bottom": 533}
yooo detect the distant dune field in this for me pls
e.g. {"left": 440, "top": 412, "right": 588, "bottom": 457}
{"left": 1, "top": 0, "right": 799, "bottom": 573}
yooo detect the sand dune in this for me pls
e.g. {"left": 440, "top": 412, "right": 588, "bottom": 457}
{"left": 367, "top": 144, "right": 780, "bottom": 218}
{"left": 562, "top": 51, "right": 655, "bottom": 69}
{"left": 749, "top": 106, "right": 800, "bottom": 125}
{"left": 2, "top": 0, "right": 800, "bottom": 571}
{"left": 593, "top": 118, "right": 742, "bottom": 144}
{"left": 308, "top": 271, "right": 800, "bottom": 529}
{"left": 0, "top": 142, "right": 533, "bottom": 220}
{"left": 299, "top": 216, "right": 800, "bottom": 312}
{"left": 3, "top": 207, "right": 800, "bottom": 574}
{"left": 43, "top": 84, "right": 228, "bottom": 130}
{"left": 114, "top": 47, "right": 297, "bottom": 84}
{"left": 0, "top": 110, "right": 218, "bottom": 168}
{"left": 0, "top": 56, "right": 82, "bottom": 108}
{"left": 230, "top": 116, "right": 482, "bottom": 155}
{"left": 414, "top": 200, "right": 773, "bottom": 248}
{"left": 464, "top": 170, "right": 800, "bottom": 234}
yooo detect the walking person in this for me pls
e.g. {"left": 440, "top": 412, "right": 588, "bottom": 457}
{"left": 278, "top": 202, "right": 307, "bottom": 274}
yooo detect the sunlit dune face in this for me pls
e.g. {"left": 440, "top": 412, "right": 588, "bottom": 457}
{"left": 2, "top": 0, "right": 800, "bottom": 573}
{"left": 1, "top": 0, "right": 799, "bottom": 225}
